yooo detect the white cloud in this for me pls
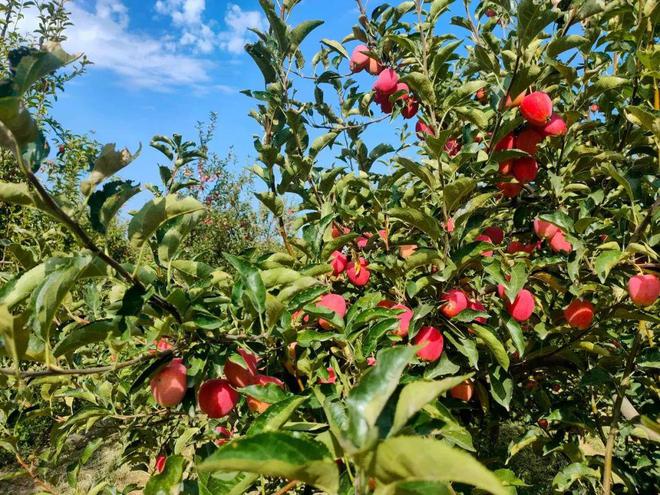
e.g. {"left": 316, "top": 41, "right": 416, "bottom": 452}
{"left": 16, "top": 1, "right": 213, "bottom": 91}
{"left": 154, "top": 2, "right": 266, "bottom": 55}
{"left": 219, "top": 4, "right": 267, "bottom": 54}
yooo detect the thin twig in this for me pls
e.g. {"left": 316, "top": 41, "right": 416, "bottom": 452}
{"left": 274, "top": 479, "right": 300, "bottom": 495}
{"left": 602, "top": 322, "right": 644, "bottom": 494}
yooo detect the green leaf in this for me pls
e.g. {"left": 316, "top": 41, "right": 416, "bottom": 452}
{"left": 431, "top": 40, "right": 461, "bottom": 69}
{"left": 546, "top": 35, "right": 588, "bottom": 58}
{"left": 53, "top": 319, "right": 115, "bottom": 356}
{"left": 489, "top": 366, "right": 513, "bottom": 410}
{"left": 402, "top": 72, "right": 435, "bottom": 104}
{"left": 128, "top": 195, "right": 204, "bottom": 248}
{"left": 13, "top": 42, "right": 79, "bottom": 94}
{"left": 198, "top": 432, "right": 339, "bottom": 494}
{"left": 157, "top": 209, "right": 205, "bottom": 264}
{"left": 30, "top": 256, "right": 94, "bottom": 342}
{"left": 585, "top": 76, "right": 628, "bottom": 100}
{"left": 223, "top": 254, "right": 266, "bottom": 314}
{"left": 443, "top": 178, "right": 476, "bottom": 213}
{"left": 390, "top": 374, "right": 472, "bottom": 435}
{"left": 0, "top": 181, "right": 52, "bottom": 216}
{"left": 247, "top": 396, "right": 308, "bottom": 435}
{"left": 593, "top": 249, "right": 622, "bottom": 283}
{"left": 346, "top": 346, "right": 417, "bottom": 449}
{"left": 472, "top": 325, "right": 510, "bottom": 370}
{"left": 429, "top": 0, "right": 452, "bottom": 20}
{"left": 310, "top": 131, "right": 338, "bottom": 158}
{"left": 358, "top": 436, "right": 508, "bottom": 495}
{"left": 80, "top": 143, "right": 141, "bottom": 195}
{"left": 144, "top": 455, "right": 184, "bottom": 495}
{"left": 517, "top": 0, "right": 556, "bottom": 45}
{"left": 375, "top": 480, "right": 452, "bottom": 495}
{"left": 388, "top": 207, "right": 442, "bottom": 242}
{"left": 504, "top": 317, "right": 525, "bottom": 358}
{"left": 507, "top": 429, "right": 541, "bottom": 462}
{"left": 394, "top": 156, "right": 436, "bottom": 189}
{"left": 320, "top": 39, "right": 349, "bottom": 59}
{"left": 88, "top": 180, "right": 140, "bottom": 234}
{"left": 552, "top": 462, "right": 600, "bottom": 491}
{"left": 246, "top": 42, "right": 276, "bottom": 84}
{"left": 290, "top": 20, "right": 324, "bottom": 54}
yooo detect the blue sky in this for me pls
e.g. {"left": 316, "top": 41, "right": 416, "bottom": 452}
{"left": 18, "top": 1, "right": 477, "bottom": 199}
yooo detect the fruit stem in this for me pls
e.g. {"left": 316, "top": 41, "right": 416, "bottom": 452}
{"left": 601, "top": 321, "right": 644, "bottom": 494}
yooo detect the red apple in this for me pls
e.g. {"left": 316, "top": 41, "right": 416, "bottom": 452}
{"left": 497, "top": 182, "right": 523, "bottom": 198}
{"left": 441, "top": 289, "right": 469, "bottom": 318}
{"left": 356, "top": 232, "right": 372, "bottom": 249}
{"left": 317, "top": 293, "right": 347, "bottom": 330}
{"left": 444, "top": 217, "right": 455, "bottom": 233}
{"left": 494, "top": 133, "right": 515, "bottom": 174}
{"left": 533, "top": 218, "right": 559, "bottom": 240}
{"left": 512, "top": 157, "right": 538, "bottom": 183}
{"left": 444, "top": 138, "right": 461, "bottom": 157}
{"left": 564, "top": 299, "right": 594, "bottom": 329}
{"left": 468, "top": 300, "right": 488, "bottom": 324}
{"left": 520, "top": 91, "right": 553, "bottom": 126}
{"left": 331, "top": 223, "right": 350, "bottom": 238}
{"left": 450, "top": 380, "right": 474, "bottom": 401}
{"left": 590, "top": 104, "right": 599, "bottom": 113}
{"left": 542, "top": 114, "right": 567, "bottom": 136}
{"left": 549, "top": 230, "right": 572, "bottom": 254}
{"left": 317, "top": 367, "right": 337, "bottom": 384}
{"left": 198, "top": 379, "right": 239, "bottom": 418}
{"left": 373, "top": 68, "right": 399, "bottom": 95}
{"left": 483, "top": 226, "right": 504, "bottom": 245}
{"left": 350, "top": 44, "right": 370, "bottom": 73}
{"left": 346, "top": 257, "right": 370, "bottom": 286}
{"left": 628, "top": 274, "right": 660, "bottom": 307}
{"left": 377, "top": 300, "right": 413, "bottom": 337}
{"left": 515, "top": 127, "right": 544, "bottom": 155}
{"left": 366, "top": 57, "right": 383, "bottom": 75}
{"left": 155, "top": 455, "right": 166, "bottom": 473}
{"left": 503, "top": 89, "right": 526, "bottom": 109}
{"left": 415, "top": 120, "right": 434, "bottom": 138}
{"left": 214, "top": 426, "right": 232, "bottom": 446}
{"left": 476, "top": 87, "right": 488, "bottom": 103}
{"left": 501, "top": 288, "right": 535, "bottom": 322}
{"left": 330, "top": 250, "right": 348, "bottom": 276}
{"left": 412, "top": 326, "right": 444, "bottom": 362}
{"left": 224, "top": 349, "right": 258, "bottom": 388}
{"left": 366, "top": 356, "right": 376, "bottom": 366}
{"left": 150, "top": 358, "right": 187, "bottom": 407}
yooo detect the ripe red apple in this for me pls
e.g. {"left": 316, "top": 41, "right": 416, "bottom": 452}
{"left": 356, "top": 232, "right": 372, "bottom": 249}
{"left": 590, "top": 103, "right": 599, "bottom": 113}
{"left": 533, "top": 218, "right": 559, "bottom": 240}
{"left": 330, "top": 250, "right": 348, "bottom": 276}
{"left": 412, "top": 326, "right": 444, "bottom": 362}
{"left": 482, "top": 226, "right": 504, "bottom": 245}
{"left": 346, "top": 257, "right": 370, "bottom": 286}
{"left": 366, "top": 356, "right": 376, "bottom": 366}
{"left": 198, "top": 379, "right": 239, "bottom": 418}
{"left": 476, "top": 234, "right": 494, "bottom": 257}
{"left": 317, "top": 293, "right": 347, "bottom": 330}
{"left": 155, "top": 338, "right": 173, "bottom": 351}
{"left": 366, "top": 57, "right": 383, "bottom": 75}
{"left": 415, "top": 120, "right": 434, "bottom": 138}
{"left": 520, "top": 91, "right": 553, "bottom": 126}
{"left": 515, "top": 127, "right": 544, "bottom": 155}
{"left": 444, "top": 217, "right": 455, "bottom": 233}
{"left": 377, "top": 300, "right": 413, "bottom": 337}
{"left": 150, "top": 358, "right": 187, "bottom": 407}
{"left": 549, "top": 230, "right": 572, "bottom": 254}
{"left": 564, "top": 299, "right": 594, "bottom": 329}
{"left": 507, "top": 240, "right": 538, "bottom": 254}
{"left": 401, "top": 96, "right": 419, "bottom": 119}
{"left": 511, "top": 157, "right": 538, "bottom": 183}
{"left": 246, "top": 374, "right": 285, "bottom": 413}
{"left": 476, "top": 87, "right": 488, "bottom": 103}
{"left": 542, "top": 114, "right": 567, "bottom": 136}
{"left": 399, "top": 244, "right": 417, "bottom": 258}
{"left": 628, "top": 274, "right": 659, "bottom": 307}
{"left": 468, "top": 300, "right": 488, "bottom": 324}
{"left": 331, "top": 223, "right": 350, "bottom": 238}
{"left": 497, "top": 181, "right": 523, "bottom": 198}
{"left": 223, "top": 349, "right": 258, "bottom": 388}
{"left": 503, "top": 89, "right": 526, "bottom": 109}
{"left": 373, "top": 68, "right": 399, "bottom": 96}
{"left": 485, "top": 8, "right": 496, "bottom": 17}
{"left": 494, "top": 133, "right": 515, "bottom": 175}
{"left": 441, "top": 289, "right": 469, "bottom": 318}
{"left": 350, "top": 44, "right": 370, "bottom": 73}
{"left": 501, "top": 288, "right": 535, "bottom": 322}
{"left": 450, "top": 380, "right": 474, "bottom": 401}
{"left": 155, "top": 455, "right": 166, "bottom": 473}
{"left": 214, "top": 426, "right": 232, "bottom": 446}
{"left": 317, "top": 367, "right": 337, "bottom": 384}
{"left": 444, "top": 138, "right": 461, "bottom": 157}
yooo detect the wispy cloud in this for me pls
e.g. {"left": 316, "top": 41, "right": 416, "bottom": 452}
{"left": 154, "top": 1, "right": 266, "bottom": 55}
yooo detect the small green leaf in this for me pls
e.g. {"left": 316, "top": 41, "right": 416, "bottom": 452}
{"left": 144, "top": 455, "right": 184, "bottom": 495}
{"left": 593, "top": 249, "right": 622, "bottom": 283}
{"left": 198, "top": 432, "right": 339, "bottom": 494}
{"left": 388, "top": 207, "right": 442, "bottom": 242}
{"left": 472, "top": 325, "right": 510, "bottom": 370}
{"left": 444, "top": 178, "right": 476, "bottom": 213}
